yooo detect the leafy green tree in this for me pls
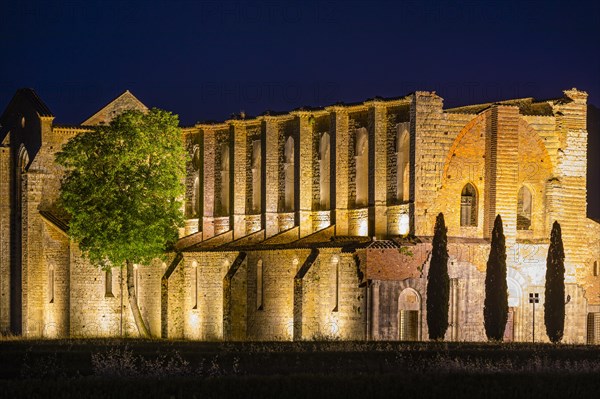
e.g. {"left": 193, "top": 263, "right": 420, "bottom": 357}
{"left": 56, "top": 109, "right": 185, "bottom": 337}
{"left": 484, "top": 214, "right": 508, "bottom": 341}
{"left": 545, "top": 221, "right": 565, "bottom": 343}
{"left": 427, "top": 213, "right": 449, "bottom": 340}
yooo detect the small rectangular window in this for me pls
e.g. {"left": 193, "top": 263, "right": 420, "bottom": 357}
{"left": 48, "top": 267, "right": 54, "bottom": 304}
{"left": 333, "top": 259, "right": 339, "bottom": 312}
{"left": 193, "top": 262, "right": 198, "bottom": 309}
{"left": 105, "top": 269, "right": 114, "bottom": 297}
{"left": 257, "top": 260, "right": 264, "bottom": 310}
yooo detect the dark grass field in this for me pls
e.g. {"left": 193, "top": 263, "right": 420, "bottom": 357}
{"left": 1, "top": 339, "right": 600, "bottom": 398}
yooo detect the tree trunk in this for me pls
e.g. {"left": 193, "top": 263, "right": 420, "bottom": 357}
{"left": 126, "top": 260, "right": 150, "bottom": 338}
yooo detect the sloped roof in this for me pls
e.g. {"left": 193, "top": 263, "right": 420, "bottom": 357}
{"left": 445, "top": 97, "right": 557, "bottom": 116}
{"left": 81, "top": 90, "right": 147, "bottom": 126}
{"left": 39, "top": 210, "right": 69, "bottom": 234}
{"left": 0, "top": 88, "right": 53, "bottom": 121}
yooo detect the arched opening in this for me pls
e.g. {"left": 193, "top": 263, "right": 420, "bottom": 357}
{"left": 192, "top": 177, "right": 200, "bottom": 217}
{"left": 251, "top": 140, "right": 262, "bottom": 213}
{"left": 220, "top": 143, "right": 230, "bottom": 215}
{"left": 332, "top": 256, "right": 339, "bottom": 312}
{"left": 192, "top": 261, "right": 198, "bottom": 309}
{"left": 398, "top": 288, "right": 420, "bottom": 341}
{"left": 48, "top": 265, "right": 55, "bottom": 304}
{"left": 505, "top": 278, "right": 522, "bottom": 342}
{"left": 319, "top": 132, "right": 331, "bottom": 209}
{"left": 355, "top": 128, "right": 368, "bottom": 207}
{"left": 192, "top": 145, "right": 201, "bottom": 170}
{"left": 397, "top": 127, "right": 410, "bottom": 202}
{"left": 256, "top": 259, "right": 264, "bottom": 310}
{"left": 460, "top": 183, "right": 477, "bottom": 227}
{"left": 11, "top": 145, "right": 29, "bottom": 334}
{"left": 517, "top": 186, "right": 532, "bottom": 230}
{"left": 284, "top": 136, "right": 295, "bottom": 211}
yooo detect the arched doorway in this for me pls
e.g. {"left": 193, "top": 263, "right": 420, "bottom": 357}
{"left": 398, "top": 288, "right": 420, "bottom": 341}
{"left": 504, "top": 277, "right": 522, "bottom": 342}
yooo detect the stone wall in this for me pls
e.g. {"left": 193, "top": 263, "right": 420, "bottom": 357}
{"left": 1, "top": 87, "right": 598, "bottom": 343}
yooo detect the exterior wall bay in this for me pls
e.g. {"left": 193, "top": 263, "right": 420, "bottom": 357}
{"left": 245, "top": 250, "right": 306, "bottom": 340}
{"left": 181, "top": 252, "right": 233, "bottom": 340}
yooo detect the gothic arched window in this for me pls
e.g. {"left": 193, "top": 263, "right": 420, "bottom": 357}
{"left": 284, "top": 136, "right": 295, "bottom": 211}
{"left": 220, "top": 143, "right": 230, "bottom": 215}
{"left": 460, "top": 183, "right": 477, "bottom": 227}
{"left": 397, "top": 127, "right": 410, "bottom": 202}
{"left": 319, "top": 132, "right": 331, "bottom": 209}
{"left": 517, "top": 186, "right": 532, "bottom": 230}
{"left": 192, "top": 177, "right": 200, "bottom": 217}
{"left": 355, "top": 128, "right": 368, "bottom": 207}
{"left": 251, "top": 140, "right": 262, "bottom": 213}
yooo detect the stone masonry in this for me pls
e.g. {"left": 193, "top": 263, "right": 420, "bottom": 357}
{"left": 0, "top": 87, "right": 599, "bottom": 343}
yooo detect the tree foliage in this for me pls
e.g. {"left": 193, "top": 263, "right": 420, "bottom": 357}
{"left": 56, "top": 108, "right": 186, "bottom": 267}
{"left": 427, "top": 213, "right": 449, "bottom": 340}
{"left": 545, "top": 221, "right": 565, "bottom": 343}
{"left": 484, "top": 214, "right": 508, "bottom": 341}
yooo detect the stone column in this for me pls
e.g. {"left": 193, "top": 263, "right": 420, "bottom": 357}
{"left": 553, "top": 89, "right": 589, "bottom": 269}
{"left": 295, "top": 112, "right": 314, "bottom": 238}
{"left": 263, "top": 117, "right": 280, "bottom": 238}
{"left": 370, "top": 102, "right": 388, "bottom": 238}
{"left": 202, "top": 128, "right": 216, "bottom": 238}
{"left": 231, "top": 121, "right": 247, "bottom": 240}
{"left": 484, "top": 105, "right": 519, "bottom": 242}
{"left": 411, "top": 92, "right": 445, "bottom": 236}
{"left": 371, "top": 281, "right": 380, "bottom": 340}
{"left": 331, "top": 107, "right": 349, "bottom": 235}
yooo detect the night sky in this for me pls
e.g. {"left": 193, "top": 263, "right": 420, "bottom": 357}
{"left": 1, "top": 0, "right": 598, "bottom": 218}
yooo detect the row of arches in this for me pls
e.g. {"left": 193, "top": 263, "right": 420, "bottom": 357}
{"left": 190, "top": 123, "right": 412, "bottom": 217}
{"left": 189, "top": 138, "right": 538, "bottom": 237}
{"left": 460, "top": 183, "right": 533, "bottom": 230}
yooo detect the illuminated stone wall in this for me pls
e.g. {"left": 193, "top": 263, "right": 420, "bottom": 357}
{"left": 1, "top": 87, "right": 598, "bottom": 343}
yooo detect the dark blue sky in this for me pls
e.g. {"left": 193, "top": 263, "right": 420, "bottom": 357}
{"left": 1, "top": 0, "right": 599, "bottom": 216}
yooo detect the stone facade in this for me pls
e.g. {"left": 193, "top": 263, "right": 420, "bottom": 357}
{"left": 1, "top": 88, "right": 599, "bottom": 343}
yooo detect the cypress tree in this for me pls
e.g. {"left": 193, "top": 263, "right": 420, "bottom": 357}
{"left": 545, "top": 221, "right": 565, "bottom": 343}
{"left": 484, "top": 215, "right": 508, "bottom": 341}
{"left": 427, "top": 213, "right": 450, "bottom": 340}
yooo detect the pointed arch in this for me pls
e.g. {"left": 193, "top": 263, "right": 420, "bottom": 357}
{"left": 251, "top": 139, "right": 262, "bottom": 213}
{"left": 355, "top": 128, "right": 368, "bottom": 207}
{"left": 397, "top": 126, "right": 410, "bottom": 202}
{"left": 319, "top": 132, "right": 331, "bottom": 209}
{"left": 517, "top": 186, "right": 532, "bottom": 230}
{"left": 18, "top": 144, "right": 29, "bottom": 172}
{"left": 460, "top": 183, "right": 477, "bottom": 227}
{"left": 220, "top": 143, "right": 230, "bottom": 215}
{"left": 398, "top": 287, "right": 420, "bottom": 341}
{"left": 284, "top": 136, "right": 295, "bottom": 211}
{"left": 192, "top": 176, "right": 200, "bottom": 217}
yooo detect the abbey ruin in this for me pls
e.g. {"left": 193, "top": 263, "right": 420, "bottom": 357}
{"left": 1, "top": 88, "right": 599, "bottom": 343}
